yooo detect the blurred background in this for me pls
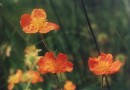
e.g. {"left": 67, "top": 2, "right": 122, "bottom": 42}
{"left": 0, "top": 0, "right": 130, "bottom": 90}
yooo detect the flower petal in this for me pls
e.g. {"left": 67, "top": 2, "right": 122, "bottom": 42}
{"left": 56, "top": 53, "right": 73, "bottom": 73}
{"left": 88, "top": 57, "right": 98, "bottom": 71}
{"left": 20, "top": 14, "right": 31, "bottom": 28}
{"left": 8, "top": 70, "right": 22, "bottom": 90}
{"left": 20, "top": 14, "right": 39, "bottom": 33}
{"left": 98, "top": 53, "right": 113, "bottom": 64}
{"left": 64, "top": 81, "right": 76, "bottom": 90}
{"left": 44, "top": 52, "right": 55, "bottom": 60}
{"left": 31, "top": 9, "right": 46, "bottom": 19}
{"left": 22, "top": 24, "right": 39, "bottom": 33}
{"left": 107, "top": 60, "right": 122, "bottom": 74}
{"left": 30, "top": 71, "right": 43, "bottom": 84}
{"left": 91, "top": 70, "right": 104, "bottom": 75}
{"left": 8, "top": 83, "right": 14, "bottom": 90}
{"left": 57, "top": 53, "right": 67, "bottom": 62}
{"left": 8, "top": 70, "right": 22, "bottom": 84}
{"left": 39, "top": 22, "right": 59, "bottom": 33}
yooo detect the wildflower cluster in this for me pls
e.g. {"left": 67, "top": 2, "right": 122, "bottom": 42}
{"left": 7, "top": 8, "right": 124, "bottom": 90}
{"left": 8, "top": 70, "right": 43, "bottom": 90}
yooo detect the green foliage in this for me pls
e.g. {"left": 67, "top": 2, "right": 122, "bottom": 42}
{"left": 0, "top": 0, "right": 130, "bottom": 90}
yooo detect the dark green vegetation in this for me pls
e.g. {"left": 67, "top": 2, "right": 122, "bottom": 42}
{"left": 0, "top": 0, "right": 130, "bottom": 90}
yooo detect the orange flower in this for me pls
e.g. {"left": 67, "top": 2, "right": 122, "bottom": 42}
{"left": 88, "top": 53, "right": 122, "bottom": 75}
{"left": 37, "top": 52, "right": 73, "bottom": 74}
{"left": 20, "top": 9, "right": 59, "bottom": 33}
{"left": 64, "top": 80, "right": 76, "bottom": 90}
{"left": 8, "top": 70, "right": 22, "bottom": 90}
{"left": 21, "top": 70, "right": 43, "bottom": 84}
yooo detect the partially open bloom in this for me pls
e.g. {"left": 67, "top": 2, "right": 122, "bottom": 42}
{"left": 24, "top": 45, "right": 41, "bottom": 69}
{"left": 21, "top": 70, "right": 43, "bottom": 84}
{"left": 97, "top": 33, "right": 109, "bottom": 45}
{"left": 88, "top": 53, "right": 122, "bottom": 75}
{"left": 37, "top": 52, "right": 73, "bottom": 74}
{"left": 8, "top": 70, "right": 22, "bottom": 90}
{"left": 64, "top": 80, "right": 76, "bottom": 90}
{"left": 20, "top": 9, "right": 59, "bottom": 33}
{"left": 115, "top": 53, "right": 126, "bottom": 66}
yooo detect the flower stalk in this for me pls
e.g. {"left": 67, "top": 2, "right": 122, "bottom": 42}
{"left": 39, "top": 35, "right": 64, "bottom": 90}
{"left": 80, "top": 0, "right": 112, "bottom": 90}
{"left": 39, "top": 34, "right": 51, "bottom": 52}
{"left": 104, "top": 75, "right": 110, "bottom": 90}
{"left": 81, "top": 0, "right": 100, "bottom": 54}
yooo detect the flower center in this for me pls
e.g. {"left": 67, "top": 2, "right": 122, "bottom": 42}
{"left": 45, "top": 60, "right": 55, "bottom": 72}
{"left": 96, "top": 61, "right": 110, "bottom": 74}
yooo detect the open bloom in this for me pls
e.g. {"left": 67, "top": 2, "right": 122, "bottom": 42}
{"left": 8, "top": 70, "right": 22, "bottom": 90}
{"left": 37, "top": 52, "right": 73, "bottom": 74}
{"left": 88, "top": 53, "right": 122, "bottom": 75}
{"left": 20, "top": 9, "right": 59, "bottom": 33}
{"left": 64, "top": 80, "right": 76, "bottom": 90}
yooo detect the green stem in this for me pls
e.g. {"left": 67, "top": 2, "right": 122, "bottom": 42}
{"left": 49, "top": 0, "right": 83, "bottom": 82}
{"left": 39, "top": 34, "right": 63, "bottom": 90}
{"left": 39, "top": 34, "right": 51, "bottom": 52}
{"left": 100, "top": 75, "right": 104, "bottom": 90}
{"left": 55, "top": 74, "right": 63, "bottom": 90}
{"left": 81, "top": 0, "right": 100, "bottom": 54}
{"left": 24, "top": 81, "right": 31, "bottom": 90}
{"left": 104, "top": 75, "right": 110, "bottom": 90}
{"left": 80, "top": 0, "right": 111, "bottom": 90}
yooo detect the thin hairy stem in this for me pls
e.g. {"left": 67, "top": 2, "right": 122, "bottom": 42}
{"left": 49, "top": 0, "right": 83, "bottom": 82}
{"left": 39, "top": 34, "right": 51, "bottom": 52}
{"left": 104, "top": 75, "right": 110, "bottom": 90}
{"left": 55, "top": 74, "right": 63, "bottom": 90}
{"left": 81, "top": 0, "right": 100, "bottom": 54}
{"left": 24, "top": 80, "right": 31, "bottom": 90}
{"left": 80, "top": 0, "right": 111, "bottom": 90}
{"left": 100, "top": 75, "right": 104, "bottom": 90}
{"left": 39, "top": 34, "right": 63, "bottom": 90}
